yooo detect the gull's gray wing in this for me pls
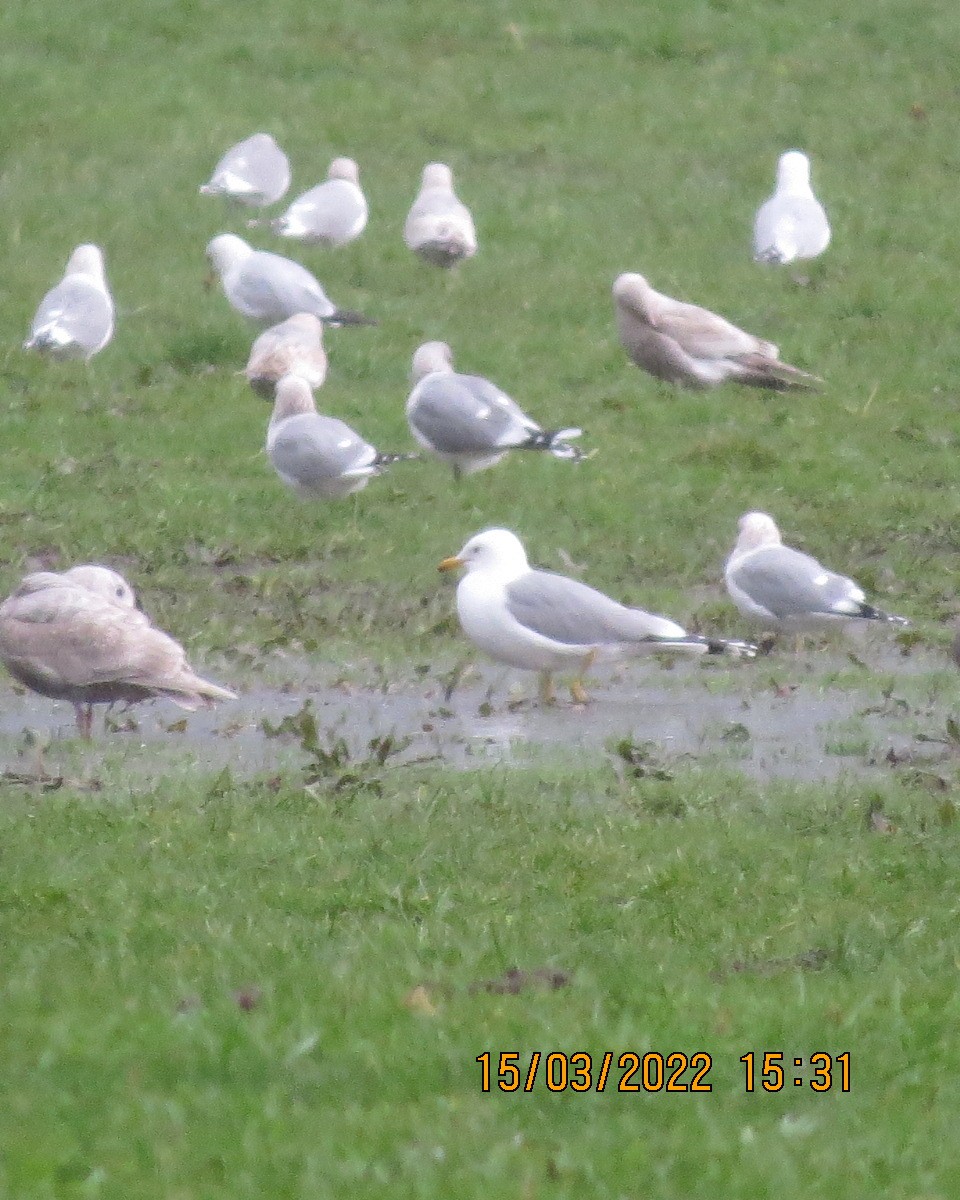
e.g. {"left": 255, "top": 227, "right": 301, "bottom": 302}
{"left": 504, "top": 570, "right": 686, "bottom": 646}
{"left": 269, "top": 413, "right": 376, "bottom": 487}
{"left": 281, "top": 180, "right": 367, "bottom": 243}
{"left": 754, "top": 196, "right": 830, "bottom": 262}
{"left": 235, "top": 252, "right": 335, "bottom": 322}
{"left": 729, "top": 545, "right": 862, "bottom": 618}
{"left": 408, "top": 373, "right": 535, "bottom": 453}
{"left": 204, "top": 134, "right": 290, "bottom": 205}
{"left": 29, "top": 278, "right": 113, "bottom": 353}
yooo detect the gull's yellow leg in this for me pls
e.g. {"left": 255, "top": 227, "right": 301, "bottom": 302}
{"left": 538, "top": 671, "right": 555, "bottom": 706}
{"left": 569, "top": 651, "right": 597, "bottom": 705}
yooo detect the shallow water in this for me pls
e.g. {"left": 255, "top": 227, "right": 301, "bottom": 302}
{"left": 0, "top": 640, "right": 949, "bottom": 785}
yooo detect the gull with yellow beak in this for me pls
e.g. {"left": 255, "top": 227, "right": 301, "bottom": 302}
{"left": 439, "top": 529, "right": 755, "bottom": 704}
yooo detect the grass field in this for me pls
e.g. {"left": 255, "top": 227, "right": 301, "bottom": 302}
{"left": 3, "top": 0, "right": 960, "bottom": 1194}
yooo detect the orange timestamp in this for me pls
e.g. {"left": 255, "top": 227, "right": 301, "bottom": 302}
{"left": 476, "top": 1050, "right": 714, "bottom": 1093}
{"left": 477, "top": 1050, "right": 852, "bottom": 1093}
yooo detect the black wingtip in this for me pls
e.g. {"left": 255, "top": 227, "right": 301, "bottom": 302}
{"left": 324, "top": 309, "right": 379, "bottom": 328}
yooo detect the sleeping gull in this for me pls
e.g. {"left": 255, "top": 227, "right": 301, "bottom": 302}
{"left": 0, "top": 565, "right": 236, "bottom": 738}
{"left": 205, "top": 234, "right": 375, "bottom": 327}
{"left": 200, "top": 132, "right": 291, "bottom": 208}
{"left": 267, "top": 374, "right": 416, "bottom": 499}
{"left": 406, "top": 342, "right": 584, "bottom": 479}
{"left": 753, "top": 151, "right": 831, "bottom": 265}
{"left": 245, "top": 313, "right": 327, "bottom": 398}
{"left": 613, "top": 272, "right": 821, "bottom": 391}
{"left": 439, "top": 528, "right": 756, "bottom": 704}
{"left": 23, "top": 244, "right": 114, "bottom": 362}
{"left": 404, "top": 163, "right": 477, "bottom": 268}
{"left": 250, "top": 156, "right": 368, "bottom": 247}
{"left": 725, "top": 512, "right": 908, "bottom": 632}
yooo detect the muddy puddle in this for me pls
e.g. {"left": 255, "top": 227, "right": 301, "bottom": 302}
{"left": 0, "top": 639, "right": 953, "bottom": 785}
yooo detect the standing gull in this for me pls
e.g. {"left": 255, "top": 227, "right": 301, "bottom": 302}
{"left": 439, "top": 529, "right": 755, "bottom": 704}
{"left": 753, "top": 151, "right": 831, "bottom": 265}
{"left": 404, "top": 163, "right": 477, "bottom": 268}
{"left": 251, "top": 156, "right": 368, "bottom": 248}
{"left": 613, "top": 272, "right": 821, "bottom": 391}
{"left": 200, "top": 132, "right": 291, "bottom": 208}
{"left": 724, "top": 512, "right": 908, "bottom": 632}
{"left": 0, "top": 565, "right": 236, "bottom": 738}
{"left": 245, "top": 313, "right": 327, "bottom": 398}
{"left": 267, "top": 374, "right": 415, "bottom": 499}
{"left": 24, "top": 244, "right": 114, "bottom": 362}
{"left": 205, "top": 234, "right": 375, "bottom": 327}
{"left": 406, "top": 342, "right": 584, "bottom": 479}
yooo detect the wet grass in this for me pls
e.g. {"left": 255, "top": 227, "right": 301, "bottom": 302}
{"left": 3, "top": 757, "right": 960, "bottom": 1197}
{"left": 3, "top": 0, "right": 960, "bottom": 1193}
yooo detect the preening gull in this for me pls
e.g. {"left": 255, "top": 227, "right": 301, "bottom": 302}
{"left": 404, "top": 163, "right": 477, "bottom": 268}
{"left": 613, "top": 272, "right": 820, "bottom": 391}
{"left": 245, "top": 313, "right": 327, "bottom": 398}
{"left": 0, "top": 565, "right": 236, "bottom": 738}
{"left": 199, "top": 132, "right": 291, "bottom": 208}
{"left": 23, "top": 244, "right": 114, "bottom": 362}
{"left": 251, "top": 156, "right": 368, "bottom": 247}
{"left": 267, "top": 374, "right": 415, "bottom": 499}
{"left": 753, "top": 151, "right": 830, "bottom": 265}
{"left": 406, "top": 341, "right": 584, "bottom": 479}
{"left": 205, "top": 234, "right": 375, "bottom": 327}
{"left": 724, "top": 512, "right": 908, "bottom": 631}
{"left": 439, "top": 528, "right": 756, "bottom": 704}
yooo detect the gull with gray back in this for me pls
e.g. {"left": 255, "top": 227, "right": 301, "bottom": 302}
{"left": 404, "top": 163, "right": 477, "bottom": 267}
{"left": 24, "top": 244, "right": 114, "bottom": 362}
{"left": 724, "top": 512, "right": 908, "bottom": 632}
{"left": 439, "top": 528, "right": 755, "bottom": 704}
{"left": 267, "top": 375, "right": 415, "bottom": 499}
{"left": 205, "top": 234, "right": 375, "bottom": 327}
{"left": 753, "top": 150, "right": 830, "bottom": 265}
{"left": 406, "top": 342, "right": 584, "bottom": 479}
{"left": 200, "top": 132, "right": 290, "bottom": 208}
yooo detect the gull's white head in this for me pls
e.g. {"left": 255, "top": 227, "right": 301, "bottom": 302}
{"left": 422, "top": 162, "right": 454, "bottom": 191}
{"left": 271, "top": 374, "right": 318, "bottom": 423}
{"left": 328, "top": 157, "right": 360, "bottom": 184}
{"left": 411, "top": 340, "right": 454, "bottom": 382}
{"left": 64, "top": 244, "right": 107, "bottom": 284}
{"left": 62, "top": 564, "right": 137, "bottom": 609}
{"left": 206, "top": 233, "right": 254, "bottom": 277}
{"left": 612, "top": 272, "right": 654, "bottom": 318}
{"left": 776, "top": 150, "right": 813, "bottom": 194}
{"left": 439, "top": 529, "right": 530, "bottom": 579}
{"left": 735, "top": 511, "right": 782, "bottom": 552}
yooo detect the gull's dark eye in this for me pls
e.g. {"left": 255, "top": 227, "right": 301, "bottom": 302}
{"left": 116, "top": 587, "right": 125, "bottom": 599}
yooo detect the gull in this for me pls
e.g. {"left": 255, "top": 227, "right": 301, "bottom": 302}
{"left": 406, "top": 341, "right": 585, "bottom": 479}
{"left": 245, "top": 313, "right": 327, "bottom": 398}
{"left": 613, "top": 272, "right": 820, "bottom": 391}
{"left": 205, "top": 234, "right": 375, "bottom": 327}
{"left": 404, "top": 163, "right": 477, "bottom": 267}
{"left": 0, "top": 565, "right": 236, "bottom": 738}
{"left": 199, "top": 132, "right": 290, "bottom": 208}
{"left": 23, "top": 244, "right": 114, "bottom": 362}
{"left": 725, "top": 512, "right": 908, "bottom": 633}
{"left": 753, "top": 151, "right": 831, "bottom": 265}
{"left": 250, "top": 156, "right": 368, "bottom": 247}
{"left": 439, "top": 528, "right": 756, "bottom": 704}
{"left": 267, "top": 374, "right": 416, "bottom": 499}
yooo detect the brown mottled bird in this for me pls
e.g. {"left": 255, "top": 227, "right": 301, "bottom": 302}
{"left": 244, "top": 313, "right": 327, "bottom": 399}
{"left": 0, "top": 565, "right": 236, "bottom": 738}
{"left": 612, "top": 272, "right": 820, "bottom": 391}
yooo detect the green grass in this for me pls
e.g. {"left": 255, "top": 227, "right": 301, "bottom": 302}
{"left": 3, "top": 0, "right": 960, "bottom": 1193}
